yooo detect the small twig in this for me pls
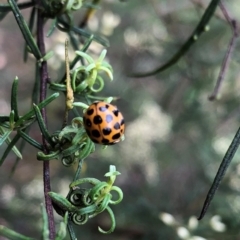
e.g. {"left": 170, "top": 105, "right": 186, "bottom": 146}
{"left": 36, "top": 2, "right": 56, "bottom": 239}
{"left": 63, "top": 39, "right": 74, "bottom": 128}
{"left": 65, "top": 39, "right": 74, "bottom": 109}
{"left": 208, "top": 1, "right": 239, "bottom": 101}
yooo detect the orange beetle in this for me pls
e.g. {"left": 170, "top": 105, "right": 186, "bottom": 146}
{"left": 83, "top": 102, "right": 125, "bottom": 145}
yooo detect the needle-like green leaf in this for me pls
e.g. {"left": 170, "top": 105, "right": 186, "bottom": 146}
{"left": 9, "top": 111, "right": 15, "bottom": 129}
{"left": 48, "top": 192, "right": 77, "bottom": 212}
{"left": 47, "top": 18, "right": 57, "bottom": 37}
{"left": 41, "top": 204, "right": 49, "bottom": 240}
{"left": 0, "top": 93, "right": 58, "bottom": 131}
{"left": 55, "top": 212, "right": 68, "bottom": 240}
{"left": 0, "top": 0, "right": 19, "bottom": 21}
{"left": 0, "top": 225, "right": 35, "bottom": 240}
{"left": 130, "top": 0, "right": 221, "bottom": 77}
{"left": 24, "top": 6, "right": 36, "bottom": 62}
{"left": 8, "top": 0, "right": 41, "bottom": 60}
{"left": 57, "top": 17, "right": 109, "bottom": 47}
{"left": 33, "top": 104, "right": 55, "bottom": 147}
{"left": 18, "top": 130, "right": 43, "bottom": 150}
{"left": 0, "top": 132, "right": 22, "bottom": 166}
{"left": 15, "top": 92, "right": 59, "bottom": 128}
{"left": 198, "top": 126, "right": 240, "bottom": 220}
{"left": 0, "top": 127, "right": 12, "bottom": 146}
{"left": 11, "top": 77, "right": 19, "bottom": 120}
{"left": 0, "top": 1, "right": 34, "bottom": 13}
{"left": 0, "top": 127, "right": 22, "bottom": 161}
{"left": 9, "top": 128, "right": 31, "bottom": 177}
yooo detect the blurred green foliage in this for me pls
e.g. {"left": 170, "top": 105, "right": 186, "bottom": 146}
{"left": 1, "top": 0, "right": 240, "bottom": 239}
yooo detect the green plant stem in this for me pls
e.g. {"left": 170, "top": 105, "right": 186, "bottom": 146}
{"left": 74, "top": 158, "right": 84, "bottom": 181}
{"left": 65, "top": 159, "right": 84, "bottom": 237}
{"left": 67, "top": 222, "right": 76, "bottom": 240}
{"left": 36, "top": 3, "right": 55, "bottom": 239}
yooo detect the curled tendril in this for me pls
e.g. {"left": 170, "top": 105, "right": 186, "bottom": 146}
{"left": 62, "top": 144, "right": 80, "bottom": 157}
{"left": 62, "top": 0, "right": 83, "bottom": 12}
{"left": 71, "top": 212, "right": 88, "bottom": 225}
{"left": 98, "top": 206, "right": 115, "bottom": 234}
{"left": 69, "top": 188, "right": 92, "bottom": 206}
{"left": 61, "top": 155, "right": 75, "bottom": 166}
{"left": 72, "top": 49, "right": 113, "bottom": 95}
{"left": 49, "top": 192, "right": 78, "bottom": 213}
{"left": 95, "top": 194, "right": 111, "bottom": 213}
{"left": 50, "top": 47, "right": 115, "bottom": 106}
{"left": 44, "top": 0, "right": 83, "bottom": 17}
{"left": 88, "top": 182, "right": 109, "bottom": 202}
{"left": 61, "top": 138, "right": 94, "bottom": 166}
{"left": 69, "top": 165, "right": 123, "bottom": 233}
{"left": 51, "top": 130, "right": 61, "bottom": 143}
{"left": 71, "top": 204, "right": 97, "bottom": 225}
{"left": 69, "top": 177, "right": 101, "bottom": 188}
{"left": 56, "top": 18, "right": 72, "bottom": 32}
{"left": 49, "top": 166, "right": 122, "bottom": 233}
{"left": 108, "top": 186, "right": 123, "bottom": 205}
{"left": 36, "top": 115, "right": 94, "bottom": 165}
{"left": 72, "top": 117, "right": 84, "bottom": 128}
{"left": 90, "top": 76, "right": 104, "bottom": 92}
{"left": 37, "top": 150, "right": 61, "bottom": 161}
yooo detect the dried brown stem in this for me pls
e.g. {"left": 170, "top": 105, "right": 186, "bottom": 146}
{"left": 208, "top": 1, "right": 239, "bottom": 101}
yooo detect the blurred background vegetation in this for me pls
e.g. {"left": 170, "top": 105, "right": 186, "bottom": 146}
{"left": 1, "top": 0, "right": 240, "bottom": 239}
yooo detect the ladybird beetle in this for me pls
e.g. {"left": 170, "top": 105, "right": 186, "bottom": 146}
{"left": 83, "top": 102, "right": 125, "bottom": 145}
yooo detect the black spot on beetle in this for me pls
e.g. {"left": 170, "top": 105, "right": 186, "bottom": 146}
{"left": 87, "top": 109, "right": 94, "bottom": 115}
{"left": 105, "top": 104, "right": 109, "bottom": 108}
{"left": 102, "top": 138, "right": 110, "bottom": 144}
{"left": 114, "top": 122, "right": 120, "bottom": 130}
{"left": 93, "top": 115, "right": 103, "bottom": 124}
{"left": 91, "top": 138, "right": 99, "bottom": 143}
{"left": 106, "top": 114, "right": 113, "bottom": 123}
{"left": 120, "top": 119, "right": 125, "bottom": 125}
{"left": 112, "top": 133, "right": 121, "bottom": 140}
{"left": 86, "top": 129, "right": 91, "bottom": 136}
{"left": 103, "top": 127, "right": 112, "bottom": 135}
{"left": 113, "top": 109, "right": 119, "bottom": 117}
{"left": 85, "top": 119, "right": 92, "bottom": 127}
{"left": 92, "top": 130, "right": 101, "bottom": 138}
